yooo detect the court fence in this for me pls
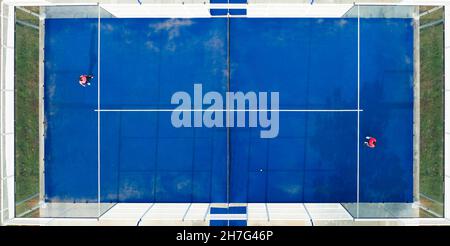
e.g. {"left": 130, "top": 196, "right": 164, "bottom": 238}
{"left": 0, "top": 0, "right": 449, "bottom": 225}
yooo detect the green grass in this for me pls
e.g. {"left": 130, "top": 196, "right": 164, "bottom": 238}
{"left": 419, "top": 6, "right": 443, "bottom": 25}
{"left": 419, "top": 10, "right": 444, "bottom": 216}
{"left": 14, "top": 10, "right": 40, "bottom": 216}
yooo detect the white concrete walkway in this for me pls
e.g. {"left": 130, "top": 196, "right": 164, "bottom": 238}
{"left": 6, "top": 203, "right": 450, "bottom": 226}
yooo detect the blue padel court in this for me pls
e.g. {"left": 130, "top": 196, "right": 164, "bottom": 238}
{"left": 44, "top": 17, "right": 413, "bottom": 203}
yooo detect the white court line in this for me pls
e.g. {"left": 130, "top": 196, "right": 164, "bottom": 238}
{"left": 356, "top": 4, "right": 361, "bottom": 219}
{"left": 226, "top": 16, "right": 231, "bottom": 205}
{"left": 94, "top": 109, "right": 363, "bottom": 112}
{"left": 97, "top": 4, "right": 101, "bottom": 218}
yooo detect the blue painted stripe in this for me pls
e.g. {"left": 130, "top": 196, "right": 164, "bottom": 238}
{"left": 210, "top": 207, "right": 229, "bottom": 214}
{"left": 210, "top": 220, "right": 229, "bottom": 226}
{"left": 210, "top": 9, "right": 228, "bottom": 16}
{"left": 229, "top": 9, "right": 247, "bottom": 15}
{"left": 210, "top": 0, "right": 247, "bottom": 3}
{"left": 229, "top": 206, "right": 247, "bottom": 214}
{"left": 210, "top": 220, "right": 247, "bottom": 226}
{"left": 210, "top": 206, "right": 247, "bottom": 214}
{"left": 210, "top": 0, "right": 228, "bottom": 3}
{"left": 229, "top": 220, "right": 247, "bottom": 226}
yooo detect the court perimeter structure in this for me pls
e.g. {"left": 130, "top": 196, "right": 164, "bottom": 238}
{"left": 1, "top": 0, "right": 450, "bottom": 226}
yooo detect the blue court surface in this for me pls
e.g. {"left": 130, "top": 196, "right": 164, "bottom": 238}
{"left": 44, "top": 17, "right": 413, "bottom": 203}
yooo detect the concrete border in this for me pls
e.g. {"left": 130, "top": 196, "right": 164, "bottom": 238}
{"left": 38, "top": 6, "right": 45, "bottom": 204}
{"left": 413, "top": 6, "right": 420, "bottom": 202}
{"left": 1, "top": 0, "right": 449, "bottom": 225}
{"left": 1, "top": 2, "right": 16, "bottom": 224}
{"left": 444, "top": 4, "right": 450, "bottom": 220}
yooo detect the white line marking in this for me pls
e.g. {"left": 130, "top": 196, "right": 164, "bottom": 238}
{"left": 95, "top": 109, "right": 363, "bottom": 112}
{"left": 357, "top": 4, "right": 361, "bottom": 219}
{"left": 226, "top": 16, "right": 230, "bottom": 205}
{"left": 97, "top": 4, "right": 101, "bottom": 218}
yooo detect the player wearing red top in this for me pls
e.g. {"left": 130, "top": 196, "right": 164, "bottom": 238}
{"left": 79, "top": 74, "right": 94, "bottom": 87}
{"left": 364, "top": 136, "right": 377, "bottom": 148}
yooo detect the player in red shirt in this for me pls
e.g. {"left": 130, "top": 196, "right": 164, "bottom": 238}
{"left": 79, "top": 74, "right": 94, "bottom": 87}
{"left": 364, "top": 136, "right": 377, "bottom": 148}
